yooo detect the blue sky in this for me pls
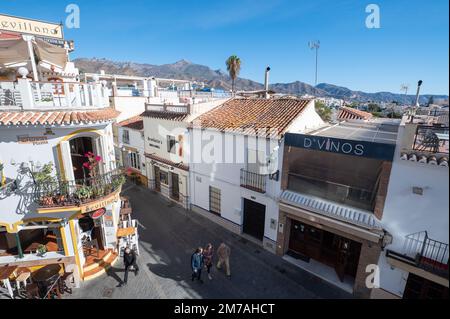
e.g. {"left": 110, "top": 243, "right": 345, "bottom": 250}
{"left": 2, "top": 0, "right": 449, "bottom": 94}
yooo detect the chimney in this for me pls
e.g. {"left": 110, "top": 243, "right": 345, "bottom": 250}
{"left": 410, "top": 80, "right": 423, "bottom": 123}
{"left": 264, "top": 66, "right": 271, "bottom": 99}
{"left": 414, "top": 80, "right": 423, "bottom": 108}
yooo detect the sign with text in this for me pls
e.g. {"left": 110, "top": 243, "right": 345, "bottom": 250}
{"left": 17, "top": 135, "right": 48, "bottom": 145}
{"left": 0, "top": 14, "right": 63, "bottom": 39}
{"left": 284, "top": 133, "right": 395, "bottom": 161}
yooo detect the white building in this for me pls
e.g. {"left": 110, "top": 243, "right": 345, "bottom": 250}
{"left": 189, "top": 97, "right": 324, "bottom": 253}
{"left": 143, "top": 95, "right": 229, "bottom": 209}
{"left": 375, "top": 113, "right": 449, "bottom": 299}
{"left": 117, "top": 116, "right": 147, "bottom": 185}
{"left": 0, "top": 20, "right": 126, "bottom": 291}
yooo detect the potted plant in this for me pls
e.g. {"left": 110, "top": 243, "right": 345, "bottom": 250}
{"left": 37, "top": 244, "right": 47, "bottom": 257}
{"left": 0, "top": 162, "right": 4, "bottom": 186}
{"left": 75, "top": 185, "right": 92, "bottom": 201}
{"left": 33, "top": 163, "right": 56, "bottom": 206}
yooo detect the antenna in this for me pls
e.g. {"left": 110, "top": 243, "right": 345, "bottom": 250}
{"left": 308, "top": 40, "right": 320, "bottom": 88}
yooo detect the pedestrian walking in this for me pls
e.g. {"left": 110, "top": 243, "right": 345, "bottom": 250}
{"left": 191, "top": 247, "right": 204, "bottom": 283}
{"left": 203, "top": 243, "right": 214, "bottom": 280}
{"left": 216, "top": 242, "right": 231, "bottom": 277}
{"left": 119, "top": 247, "right": 139, "bottom": 287}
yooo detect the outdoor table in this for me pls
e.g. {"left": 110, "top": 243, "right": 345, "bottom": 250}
{"left": 0, "top": 265, "right": 18, "bottom": 299}
{"left": 32, "top": 264, "right": 61, "bottom": 283}
{"left": 117, "top": 227, "right": 136, "bottom": 238}
{"left": 32, "top": 264, "right": 62, "bottom": 299}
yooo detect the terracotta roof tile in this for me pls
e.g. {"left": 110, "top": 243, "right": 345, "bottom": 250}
{"left": 191, "top": 97, "right": 312, "bottom": 137}
{"left": 0, "top": 108, "right": 120, "bottom": 126}
{"left": 338, "top": 107, "right": 373, "bottom": 121}
{"left": 144, "top": 152, "right": 189, "bottom": 171}
{"left": 141, "top": 111, "right": 189, "bottom": 122}
{"left": 117, "top": 116, "right": 144, "bottom": 130}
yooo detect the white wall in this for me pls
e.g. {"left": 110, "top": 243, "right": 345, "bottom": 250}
{"left": 377, "top": 124, "right": 449, "bottom": 297}
{"left": 189, "top": 128, "right": 282, "bottom": 241}
{"left": 286, "top": 100, "right": 325, "bottom": 133}
{"left": 118, "top": 126, "right": 146, "bottom": 176}
{"left": 0, "top": 123, "right": 116, "bottom": 227}
{"left": 112, "top": 96, "right": 147, "bottom": 122}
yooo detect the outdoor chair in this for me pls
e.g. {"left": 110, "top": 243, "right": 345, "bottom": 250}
{"left": 418, "top": 131, "right": 440, "bottom": 152}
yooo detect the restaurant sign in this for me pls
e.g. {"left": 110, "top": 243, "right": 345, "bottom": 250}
{"left": 0, "top": 14, "right": 63, "bottom": 39}
{"left": 81, "top": 191, "right": 120, "bottom": 213}
{"left": 284, "top": 133, "right": 395, "bottom": 161}
{"left": 17, "top": 135, "right": 48, "bottom": 145}
{"left": 90, "top": 208, "right": 106, "bottom": 220}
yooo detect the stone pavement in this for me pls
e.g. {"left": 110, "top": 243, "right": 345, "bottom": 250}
{"left": 66, "top": 184, "right": 352, "bottom": 299}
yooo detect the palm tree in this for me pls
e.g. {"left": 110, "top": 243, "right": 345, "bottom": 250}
{"left": 225, "top": 55, "right": 241, "bottom": 93}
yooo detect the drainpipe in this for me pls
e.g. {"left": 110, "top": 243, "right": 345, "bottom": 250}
{"left": 15, "top": 232, "right": 24, "bottom": 259}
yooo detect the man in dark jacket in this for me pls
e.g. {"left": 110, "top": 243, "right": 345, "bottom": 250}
{"left": 191, "top": 247, "right": 204, "bottom": 283}
{"left": 121, "top": 247, "right": 139, "bottom": 286}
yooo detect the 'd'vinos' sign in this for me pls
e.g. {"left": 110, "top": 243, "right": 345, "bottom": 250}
{"left": 90, "top": 208, "right": 106, "bottom": 220}
{"left": 284, "top": 133, "right": 395, "bottom": 161}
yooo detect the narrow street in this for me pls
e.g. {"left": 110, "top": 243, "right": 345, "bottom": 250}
{"left": 68, "top": 184, "right": 352, "bottom": 299}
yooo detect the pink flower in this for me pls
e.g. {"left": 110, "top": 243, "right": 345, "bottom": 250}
{"left": 82, "top": 162, "right": 89, "bottom": 168}
{"left": 95, "top": 156, "right": 102, "bottom": 162}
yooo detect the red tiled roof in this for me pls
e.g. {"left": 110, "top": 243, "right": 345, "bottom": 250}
{"left": 144, "top": 152, "right": 189, "bottom": 171}
{"left": 117, "top": 116, "right": 143, "bottom": 130}
{"left": 141, "top": 111, "right": 189, "bottom": 121}
{"left": 191, "top": 98, "right": 312, "bottom": 137}
{"left": 0, "top": 108, "right": 120, "bottom": 126}
{"left": 338, "top": 107, "right": 373, "bottom": 121}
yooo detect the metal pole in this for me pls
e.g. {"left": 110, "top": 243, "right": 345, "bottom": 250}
{"left": 315, "top": 47, "right": 318, "bottom": 86}
{"left": 15, "top": 232, "right": 24, "bottom": 259}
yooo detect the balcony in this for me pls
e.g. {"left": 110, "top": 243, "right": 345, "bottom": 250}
{"left": 386, "top": 231, "right": 449, "bottom": 279}
{"left": 0, "top": 78, "right": 110, "bottom": 111}
{"left": 34, "top": 169, "right": 126, "bottom": 212}
{"left": 412, "top": 125, "right": 449, "bottom": 154}
{"left": 240, "top": 169, "right": 267, "bottom": 193}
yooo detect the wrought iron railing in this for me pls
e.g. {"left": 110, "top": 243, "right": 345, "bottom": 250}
{"left": 389, "top": 231, "right": 449, "bottom": 278}
{"left": 34, "top": 168, "right": 126, "bottom": 208}
{"left": 240, "top": 169, "right": 267, "bottom": 193}
{"left": 412, "top": 125, "right": 449, "bottom": 154}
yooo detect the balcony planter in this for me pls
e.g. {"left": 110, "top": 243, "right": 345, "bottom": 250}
{"left": 75, "top": 185, "right": 92, "bottom": 201}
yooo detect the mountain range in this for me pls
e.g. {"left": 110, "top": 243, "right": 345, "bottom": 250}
{"left": 73, "top": 58, "right": 448, "bottom": 105}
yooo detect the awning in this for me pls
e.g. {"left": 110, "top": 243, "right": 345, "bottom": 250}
{"left": 0, "top": 38, "right": 29, "bottom": 67}
{"left": 33, "top": 38, "right": 67, "bottom": 69}
{"left": 0, "top": 37, "right": 67, "bottom": 70}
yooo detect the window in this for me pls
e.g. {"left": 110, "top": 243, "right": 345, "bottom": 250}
{"left": 122, "top": 130, "right": 130, "bottom": 144}
{"left": 167, "top": 135, "right": 176, "bottom": 154}
{"left": 209, "top": 186, "right": 221, "bottom": 215}
{"left": 129, "top": 152, "right": 141, "bottom": 170}
{"left": 160, "top": 171, "right": 168, "bottom": 185}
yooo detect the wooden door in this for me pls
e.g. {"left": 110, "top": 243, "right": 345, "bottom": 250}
{"left": 242, "top": 199, "right": 266, "bottom": 241}
{"left": 335, "top": 238, "right": 351, "bottom": 282}
{"left": 154, "top": 166, "right": 161, "bottom": 192}
{"left": 171, "top": 173, "right": 179, "bottom": 200}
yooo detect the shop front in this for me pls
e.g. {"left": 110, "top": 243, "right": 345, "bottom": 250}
{"left": 146, "top": 153, "right": 189, "bottom": 209}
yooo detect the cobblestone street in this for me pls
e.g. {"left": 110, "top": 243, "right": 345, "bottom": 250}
{"left": 67, "top": 184, "right": 351, "bottom": 299}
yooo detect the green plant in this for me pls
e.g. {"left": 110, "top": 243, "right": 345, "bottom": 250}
{"left": 33, "top": 162, "right": 55, "bottom": 186}
{"left": 225, "top": 55, "right": 241, "bottom": 93}
{"left": 37, "top": 244, "right": 47, "bottom": 256}
{"left": 75, "top": 185, "right": 92, "bottom": 200}
{"left": 315, "top": 101, "right": 332, "bottom": 122}
{"left": 112, "top": 175, "right": 126, "bottom": 189}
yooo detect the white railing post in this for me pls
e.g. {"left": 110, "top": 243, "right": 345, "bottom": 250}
{"left": 17, "top": 78, "right": 35, "bottom": 108}
{"left": 64, "top": 83, "right": 71, "bottom": 107}
{"left": 74, "top": 83, "right": 82, "bottom": 108}
{"left": 95, "top": 83, "right": 103, "bottom": 108}
{"left": 83, "top": 84, "right": 90, "bottom": 107}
